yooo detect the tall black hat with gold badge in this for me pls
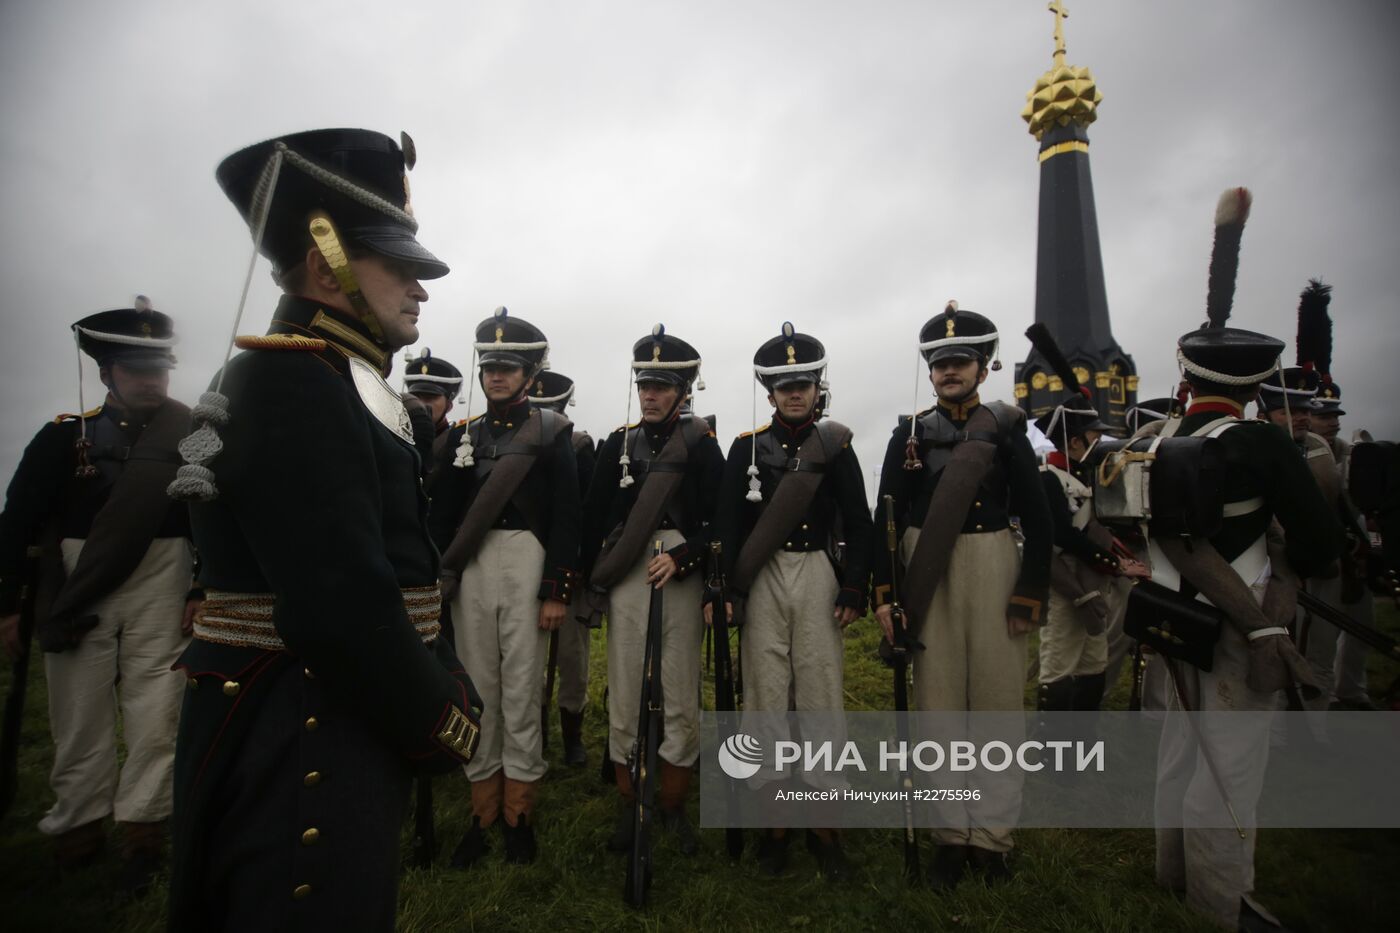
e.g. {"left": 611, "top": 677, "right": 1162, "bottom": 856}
{"left": 918, "top": 301, "right": 1002, "bottom": 370}
{"left": 529, "top": 370, "right": 577, "bottom": 413}
{"left": 452, "top": 307, "right": 550, "bottom": 468}
{"left": 72, "top": 296, "right": 177, "bottom": 371}
{"left": 613, "top": 324, "right": 704, "bottom": 487}
{"left": 170, "top": 128, "right": 449, "bottom": 502}
{"left": 402, "top": 348, "right": 463, "bottom": 400}
{"left": 743, "top": 322, "right": 829, "bottom": 502}
{"left": 1176, "top": 188, "right": 1285, "bottom": 394}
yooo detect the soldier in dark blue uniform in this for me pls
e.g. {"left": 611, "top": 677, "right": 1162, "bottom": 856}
{"left": 166, "top": 128, "right": 482, "bottom": 933}
{"left": 0, "top": 302, "right": 194, "bottom": 893}
{"left": 403, "top": 348, "right": 464, "bottom": 464}
{"left": 426, "top": 309, "right": 580, "bottom": 867}
{"left": 580, "top": 326, "right": 724, "bottom": 855}
{"left": 713, "top": 322, "right": 873, "bottom": 879}
{"left": 529, "top": 370, "right": 597, "bottom": 767}
{"left": 871, "top": 302, "right": 1052, "bottom": 887}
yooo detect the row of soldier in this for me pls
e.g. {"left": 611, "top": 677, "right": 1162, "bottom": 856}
{"left": 0, "top": 129, "right": 1393, "bottom": 933}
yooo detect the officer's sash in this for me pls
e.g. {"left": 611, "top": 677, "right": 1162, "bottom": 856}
{"left": 40, "top": 399, "right": 191, "bottom": 652}
{"left": 589, "top": 421, "right": 694, "bottom": 590}
{"left": 902, "top": 404, "right": 1000, "bottom": 637}
{"left": 439, "top": 409, "right": 564, "bottom": 578}
{"left": 732, "top": 420, "right": 852, "bottom": 592}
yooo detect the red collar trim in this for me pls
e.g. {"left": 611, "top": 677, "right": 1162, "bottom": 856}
{"left": 1186, "top": 396, "right": 1245, "bottom": 418}
{"left": 1046, "top": 450, "right": 1069, "bottom": 470}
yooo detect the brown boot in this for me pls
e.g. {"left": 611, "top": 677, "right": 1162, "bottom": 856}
{"left": 54, "top": 819, "right": 105, "bottom": 873}
{"left": 502, "top": 778, "right": 538, "bottom": 864}
{"left": 117, "top": 821, "right": 166, "bottom": 898}
{"left": 658, "top": 761, "right": 698, "bottom": 856}
{"left": 451, "top": 771, "right": 504, "bottom": 869}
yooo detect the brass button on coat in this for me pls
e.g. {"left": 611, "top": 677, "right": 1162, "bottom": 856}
{"left": 303, "top": 771, "right": 322, "bottom": 787}
{"left": 304, "top": 716, "right": 319, "bottom": 732}
{"left": 293, "top": 883, "right": 312, "bottom": 899}
{"left": 186, "top": 678, "right": 198, "bottom": 690}
{"left": 302, "top": 827, "right": 320, "bottom": 845}
{"left": 222, "top": 681, "right": 240, "bottom": 696}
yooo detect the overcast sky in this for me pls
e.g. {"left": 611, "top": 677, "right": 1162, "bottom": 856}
{"left": 2, "top": 0, "right": 1397, "bottom": 497}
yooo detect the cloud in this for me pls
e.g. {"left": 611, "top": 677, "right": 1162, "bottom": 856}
{"left": 1, "top": 0, "right": 1397, "bottom": 499}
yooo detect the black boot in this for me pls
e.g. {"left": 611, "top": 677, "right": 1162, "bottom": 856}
{"left": 607, "top": 802, "right": 634, "bottom": 853}
{"left": 809, "top": 831, "right": 850, "bottom": 883}
{"left": 926, "top": 844, "right": 970, "bottom": 891}
{"left": 968, "top": 845, "right": 1013, "bottom": 884}
{"left": 560, "top": 708, "right": 588, "bottom": 768}
{"left": 502, "top": 817, "right": 537, "bottom": 864}
{"left": 449, "top": 817, "right": 490, "bottom": 869}
{"left": 1072, "top": 672, "right": 1107, "bottom": 712}
{"left": 756, "top": 831, "right": 791, "bottom": 876}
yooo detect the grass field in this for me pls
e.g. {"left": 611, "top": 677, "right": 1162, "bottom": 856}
{"left": 1, "top": 606, "right": 1397, "bottom": 932}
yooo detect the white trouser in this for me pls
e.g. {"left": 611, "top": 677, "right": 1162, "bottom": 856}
{"left": 605, "top": 529, "right": 703, "bottom": 768}
{"left": 40, "top": 536, "right": 192, "bottom": 835}
{"left": 1154, "top": 573, "right": 1275, "bottom": 930}
{"left": 453, "top": 530, "right": 550, "bottom": 783}
{"left": 555, "top": 615, "right": 591, "bottom": 714}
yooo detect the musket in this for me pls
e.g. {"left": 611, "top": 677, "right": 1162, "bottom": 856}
{"left": 541, "top": 628, "right": 560, "bottom": 753}
{"left": 624, "top": 541, "right": 665, "bottom": 907}
{"left": 707, "top": 542, "right": 743, "bottom": 860}
{"left": 0, "top": 545, "right": 41, "bottom": 821}
{"left": 882, "top": 495, "right": 920, "bottom": 881}
{"left": 1297, "top": 589, "right": 1400, "bottom": 664}
{"left": 1127, "top": 642, "right": 1146, "bottom": 712}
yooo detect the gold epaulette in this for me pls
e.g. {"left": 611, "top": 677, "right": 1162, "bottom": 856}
{"left": 738, "top": 423, "right": 771, "bottom": 439}
{"left": 234, "top": 334, "right": 329, "bottom": 351}
{"left": 451, "top": 418, "right": 470, "bottom": 428}
{"left": 613, "top": 422, "right": 640, "bottom": 434}
{"left": 53, "top": 406, "right": 103, "bottom": 424}
{"left": 468, "top": 413, "right": 486, "bottom": 424}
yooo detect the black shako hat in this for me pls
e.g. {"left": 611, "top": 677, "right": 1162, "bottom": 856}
{"left": 529, "top": 370, "right": 576, "bottom": 411}
{"left": 473, "top": 307, "right": 549, "bottom": 372}
{"left": 72, "top": 298, "right": 177, "bottom": 370}
{"left": 1125, "top": 396, "right": 1183, "bottom": 432}
{"left": 1025, "top": 323, "right": 1109, "bottom": 439}
{"left": 1314, "top": 380, "right": 1345, "bottom": 416}
{"left": 919, "top": 301, "right": 1001, "bottom": 369}
{"left": 216, "top": 128, "right": 448, "bottom": 280}
{"left": 632, "top": 324, "right": 703, "bottom": 388}
{"left": 1177, "top": 187, "right": 1285, "bottom": 387}
{"left": 753, "top": 322, "right": 826, "bottom": 390}
{"left": 1258, "top": 366, "right": 1320, "bottom": 412}
{"left": 402, "top": 349, "right": 462, "bottom": 399}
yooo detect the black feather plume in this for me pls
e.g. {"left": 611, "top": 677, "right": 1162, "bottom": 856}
{"left": 1205, "top": 187, "right": 1252, "bottom": 328}
{"left": 1295, "top": 278, "right": 1333, "bottom": 377}
{"left": 1025, "top": 322, "right": 1081, "bottom": 395}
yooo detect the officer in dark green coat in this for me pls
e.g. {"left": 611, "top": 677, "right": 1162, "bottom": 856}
{"left": 166, "top": 128, "right": 482, "bottom": 933}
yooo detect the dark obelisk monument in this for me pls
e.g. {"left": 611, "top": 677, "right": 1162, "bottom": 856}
{"left": 1014, "top": 1, "right": 1137, "bottom": 429}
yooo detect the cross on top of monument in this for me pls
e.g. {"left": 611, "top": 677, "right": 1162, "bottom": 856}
{"left": 1049, "top": 0, "right": 1070, "bottom": 63}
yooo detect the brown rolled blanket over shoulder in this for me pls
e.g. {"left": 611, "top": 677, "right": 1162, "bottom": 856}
{"left": 732, "top": 421, "right": 853, "bottom": 592}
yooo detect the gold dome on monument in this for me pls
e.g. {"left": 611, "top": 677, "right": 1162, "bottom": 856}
{"left": 1021, "top": 0, "right": 1103, "bottom": 141}
{"left": 1021, "top": 63, "right": 1103, "bottom": 140}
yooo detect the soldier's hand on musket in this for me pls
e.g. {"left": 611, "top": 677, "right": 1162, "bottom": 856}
{"left": 181, "top": 597, "right": 204, "bottom": 636}
{"left": 646, "top": 552, "right": 678, "bottom": 588}
{"left": 834, "top": 605, "right": 860, "bottom": 628}
{"left": 0, "top": 612, "right": 21, "bottom": 661}
{"left": 874, "top": 604, "right": 895, "bottom": 643}
{"left": 538, "top": 599, "right": 567, "bottom": 631}
{"left": 1118, "top": 558, "right": 1151, "bottom": 579}
{"left": 702, "top": 600, "right": 734, "bottom": 627}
